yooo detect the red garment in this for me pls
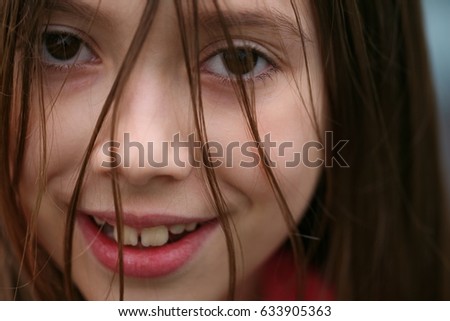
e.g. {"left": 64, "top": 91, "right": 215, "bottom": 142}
{"left": 261, "top": 249, "right": 334, "bottom": 300}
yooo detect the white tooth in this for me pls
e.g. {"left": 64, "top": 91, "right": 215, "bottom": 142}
{"left": 113, "top": 226, "right": 119, "bottom": 243}
{"left": 141, "top": 226, "right": 169, "bottom": 247}
{"left": 112, "top": 225, "right": 138, "bottom": 246}
{"left": 185, "top": 223, "right": 197, "bottom": 232}
{"left": 169, "top": 224, "right": 185, "bottom": 235}
{"left": 123, "top": 225, "right": 138, "bottom": 246}
{"left": 93, "top": 216, "right": 105, "bottom": 226}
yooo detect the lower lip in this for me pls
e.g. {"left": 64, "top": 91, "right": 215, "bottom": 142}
{"left": 77, "top": 214, "right": 218, "bottom": 278}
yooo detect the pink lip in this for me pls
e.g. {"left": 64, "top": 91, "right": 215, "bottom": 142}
{"left": 82, "top": 212, "right": 213, "bottom": 229}
{"left": 77, "top": 212, "right": 219, "bottom": 278}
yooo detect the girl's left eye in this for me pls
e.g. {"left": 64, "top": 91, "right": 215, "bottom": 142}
{"left": 202, "top": 43, "right": 276, "bottom": 81}
{"left": 41, "top": 29, "right": 98, "bottom": 68}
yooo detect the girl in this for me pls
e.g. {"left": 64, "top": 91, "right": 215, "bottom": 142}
{"left": 0, "top": 0, "right": 449, "bottom": 300}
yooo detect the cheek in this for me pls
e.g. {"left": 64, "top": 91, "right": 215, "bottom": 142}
{"left": 19, "top": 83, "right": 107, "bottom": 260}
{"left": 20, "top": 109, "right": 85, "bottom": 212}
{"left": 259, "top": 102, "right": 323, "bottom": 219}
{"left": 23, "top": 75, "right": 110, "bottom": 186}
{"left": 205, "top": 85, "right": 323, "bottom": 280}
{"left": 205, "top": 81, "right": 323, "bottom": 217}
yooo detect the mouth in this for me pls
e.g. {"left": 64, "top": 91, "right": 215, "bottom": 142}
{"left": 91, "top": 216, "right": 205, "bottom": 248}
{"left": 77, "top": 212, "right": 219, "bottom": 278}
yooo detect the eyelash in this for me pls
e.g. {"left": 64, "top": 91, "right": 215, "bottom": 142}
{"left": 40, "top": 26, "right": 100, "bottom": 71}
{"left": 200, "top": 42, "right": 280, "bottom": 84}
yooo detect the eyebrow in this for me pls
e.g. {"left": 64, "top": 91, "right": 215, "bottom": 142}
{"left": 198, "top": 9, "right": 309, "bottom": 41}
{"left": 44, "top": 1, "right": 309, "bottom": 41}
{"left": 44, "top": 0, "right": 112, "bottom": 28}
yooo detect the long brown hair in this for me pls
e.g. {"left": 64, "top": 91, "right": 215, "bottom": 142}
{"left": 0, "top": 0, "right": 448, "bottom": 300}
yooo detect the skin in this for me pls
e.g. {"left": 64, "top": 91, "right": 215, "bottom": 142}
{"left": 20, "top": 0, "right": 324, "bottom": 300}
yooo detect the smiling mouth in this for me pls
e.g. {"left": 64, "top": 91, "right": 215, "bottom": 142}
{"left": 78, "top": 211, "right": 219, "bottom": 278}
{"left": 90, "top": 216, "right": 205, "bottom": 248}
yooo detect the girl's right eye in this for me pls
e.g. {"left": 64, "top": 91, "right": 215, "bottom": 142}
{"left": 41, "top": 29, "right": 99, "bottom": 69}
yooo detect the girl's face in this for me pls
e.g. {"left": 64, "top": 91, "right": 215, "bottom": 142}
{"left": 21, "top": 0, "right": 324, "bottom": 299}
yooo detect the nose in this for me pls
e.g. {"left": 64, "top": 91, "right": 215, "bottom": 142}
{"left": 94, "top": 68, "right": 194, "bottom": 187}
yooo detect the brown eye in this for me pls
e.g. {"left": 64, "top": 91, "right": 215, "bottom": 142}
{"left": 221, "top": 48, "right": 259, "bottom": 75}
{"left": 43, "top": 32, "right": 82, "bottom": 61}
{"left": 202, "top": 41, "right": 274, "bottom": 81}
{"left": 40, "top": 28, "right": 98, "bottom": 68}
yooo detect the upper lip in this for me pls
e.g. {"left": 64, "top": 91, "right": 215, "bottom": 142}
{"left": 78, "top": 210, "right": 215, "bottom": 229}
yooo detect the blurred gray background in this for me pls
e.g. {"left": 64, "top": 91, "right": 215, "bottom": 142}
{"left": 422, "top": 0, "right": 450, "bottom": 189}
